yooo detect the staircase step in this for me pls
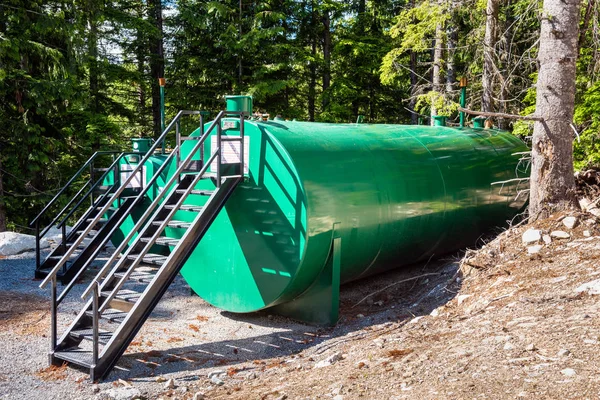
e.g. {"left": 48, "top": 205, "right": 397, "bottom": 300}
{"left": 151, "top": 220, "right": 191, "bottom": 229}
{"left": 101, "top": 289, "right": 142, "bottom": 304}
{"left": 85, "top": 308, "right": 128, "bottom": 324}
{"left": 126, "top": 253, "right": 168, "bottom": 266}
{"left": 76, "top": 230, "right": 98, "bottom": 237}
{"left": 53, "top": 349, "right": 93, "bottom": 368}
{"left": 164, "top": 204, "right": 204, "bottom": 212}
{"left": 176, "top": 189, "right": 214, "bottom": 196}
{"left": 85, "top": 218, "right": 108, "bottom": 225}
{"left": 69, "top": 328, "right": 113, "bottom": 345}
{"left": 114, "top": 270, "right": 156, "bottom": 284}
{"left": 140, "top": 237, "right": 180, "bottom": 247}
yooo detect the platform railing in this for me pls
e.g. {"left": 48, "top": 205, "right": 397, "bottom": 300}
{"left": 29, "top": 151, "right": 123, "bottom": 271}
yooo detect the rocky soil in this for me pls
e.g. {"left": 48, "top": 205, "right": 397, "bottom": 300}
{"left": 1, "top": 206, "right": 600, "bottom": 399}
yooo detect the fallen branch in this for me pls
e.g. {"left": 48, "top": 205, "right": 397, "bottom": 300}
{"left": 352, "top": 273, "right": 440, "bottom": 308}
{"left": 458, "top": 107, "right": 543, "bottom": 122}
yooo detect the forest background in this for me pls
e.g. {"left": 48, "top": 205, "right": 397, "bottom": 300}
{"left": 0, "top": 0, "right": 599, "bottom": 231}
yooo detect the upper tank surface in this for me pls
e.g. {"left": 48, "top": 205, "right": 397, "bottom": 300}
{"left": 174, "top": 120, "right": 528, "bottom": 313}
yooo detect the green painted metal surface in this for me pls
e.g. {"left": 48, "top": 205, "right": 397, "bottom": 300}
{"left": 166, "top": 120, "right": 529, "bottom": 315}
{"left": 225, "top": 95, "right": 253, "bottom": 115}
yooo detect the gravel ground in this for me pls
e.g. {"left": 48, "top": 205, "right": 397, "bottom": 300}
{"left": 0, "top": 246, "right": 458, "bottom": 400}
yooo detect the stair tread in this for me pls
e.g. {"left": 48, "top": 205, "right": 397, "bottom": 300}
{"left": 126, "top": 253, "right": 168, "bottom": 265}
{"left": 85, "top": 308, "right": 128, "bottom": 323}
{"left": 164, "top": 204, "right": 204, "bottom": 212}
{"left": 139, "top": 236, "right": 180, "bottom": 246}
{"left": 176, "top": 189, "right": 214, "bottom": 195}
{"left": 114, "top": 270, "right": 156, "bottom": 283}
{"left": 70, "top": 328, "right": 113, "bottom": 345}
{"left": 53, "top": 349, "right": 94, "bottom": 368}
{"left": 152, "top": 220, "right": 191, "bottom": 229}
{"left": 86, "top": 218, "right": 108, "bottom": 224}
{"left": 102, "top": 288, "right": 142, "bottom": 303}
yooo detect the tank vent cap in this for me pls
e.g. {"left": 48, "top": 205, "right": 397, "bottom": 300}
{"left": 473, "top": 116, "right": 487, "bottom": 129}
{"left": 432, "top": 115, "right": 447, "bottom": 127}
{"left": 225, "top": 95, "right": 253, "bottom": 116}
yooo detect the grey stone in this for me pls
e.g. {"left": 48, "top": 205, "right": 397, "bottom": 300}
{"left": 164, "top": 378, "right": 176, "bottom": 389}
{"left": 333, "top": 396, "right": 344, "bottom": 400}
{"left": 522, "top": 229, "right": 542, "bottom": 244}
{"left": 525, "top": 343, "right": 536, "bottom": 351}
{"left": 503, "top": 342, "right": 515, "bottom": 351}
{"left": 563, "top": 216, "right": 578, "bottom": 229}
{"left": 561, "top": 368, "right": 577, "bottom": 377}
{"left": 210, "top": 376, "right": 225, "bottom": 386}
{"left": 575, "top": 279, "right": 600, "bottom": 295}
{"left": 584, "top": 230, "right": 591, "bottom": 237}
{"left": 543, "top": 235, "right": 552, "bottom": 244}
{"left": 557, "top": 349, "right": 571, "bottom": 357}
{"left": 103, "top": 387, "right": 142, "bottom": 400}
{"left": 527, "top": 245, "right": 543, "bottom": 254}
{"left": 550, "top": 230, "right": 570, "bottom": 239}
{"left": 208, "top": 370, "right": 225, "bottom": 378}
{"left": 193, "top": 393, "right": 205, "bottom": 400}
{"left": 92, "top": 385, "right": 100, "bottom": 393}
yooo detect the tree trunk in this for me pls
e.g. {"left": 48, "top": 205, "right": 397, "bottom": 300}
{"left": 0, "top": 158, "right": 6, "bottom": 232}
{"left": 431, "top": 21, "right": 443, "bottom": 124}
{"left": 308, "top": 36, "right": 317, "bottom": 122}
{"left": 87, "top": 0, "right": 99, "bottom": 113}
{"left": 529, "top": 0, "right": 582, "bottom": 219}
{"left": 322, "top": 10, "right": 331, "bottom": 110}
{"left": 149, "top": 0, "right": 164, "bottom": 138}
{"left": 482, "top": 0, "right": 499, "bottom": 112}
{"left": 446, "top": 21, "right": 457, "bottom": 93}
{"left": 410, "top": 51, "right": 418, "bottom": 124}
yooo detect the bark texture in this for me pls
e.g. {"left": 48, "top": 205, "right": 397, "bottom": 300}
{"left": 529, "top": 0, "right": 582, "bottom": 218}
{"left": 149, "top": 0, "right": 164, "bottom": 138}
{"left": 482, "top": 0, "right": 499, "bottom": 112}
{"left": 431, "top": 21, "right": 443, "bottom": 124}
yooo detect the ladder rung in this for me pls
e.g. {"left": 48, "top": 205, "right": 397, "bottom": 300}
{"left": 69, "top": 328, "right": 113, "bottom": 345}
{"left": 140, "top": 236, "right": 180, "bottom": 246}
{"left": 126, "top": 253, "right": 168, "bottom": 266}
{"left": 151, "top": 220, "right": 191, "bottom": 229}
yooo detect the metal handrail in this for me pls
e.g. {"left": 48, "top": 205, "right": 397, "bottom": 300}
{"left": 56, "top": 147, "right": 180, "bottom": 305}
{"left": 39, "top": 111, "right": 200, "bottom": 289}
{"left": 98, "top": 149, "right": 221, "bottom": 312}
{"left": 80, "top": 110, "right": 227, "bottom": 300}
{"left": 30, "top": 151, "right": 121, "bottom": 227}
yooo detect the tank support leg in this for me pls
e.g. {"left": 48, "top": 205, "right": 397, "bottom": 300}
{"left": 272, "top": 233, "right": 341, "bottom": 326}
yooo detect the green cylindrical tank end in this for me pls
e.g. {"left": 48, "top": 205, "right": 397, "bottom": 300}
{"left": 432, "top": 115, "right": 447, "bottom": 127}
{"left": 131, "top": 138, "right": 153, "bottom": 153}
{"left": 473, "top": 116, "right": 487, "bottom": 129}
{"left": 225, "top": 95, "right": 253, "bottom": 115}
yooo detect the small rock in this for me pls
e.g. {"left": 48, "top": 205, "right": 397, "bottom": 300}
{"left": 557, "top": 349, "right": 571, "bottom": 357}
{"left": 563, "top": 216, "right": 578, "bottom": 229}
{"left": 193, "top": 393, "right": 205, "bottom": 400}
{"left": 164, "top": 378, "right": 176, "bottom": 389}
{"left": 584, "top": 230, "right": 591, "bottom": 237}
{"left": 245, "top": 371, "right": 257, "bottom": 380}
{"left": 503, "top": 342, "right": 515, "bottom": 351}
{"left": 356, "top": 314, "right": 365, "bottom": 318}
{"left": 457, "top": 294, "right": 472, "bottom": 305}
{"left": 210, "top": 376, "right": 225, "bottom": 386}
{"left": 561, "top": 368, "right": 577, "bottom": 377}
{"left": 542, "top": 235, "right": 552, "bottom": 244}
{"left": 522, "top": 229, "right": 542, "bottom": 244}
{"left": 550, "top": 230, "right": 570, "bottom": 239}
{"left": 117, "top": 379, "right": 132, "bottom": 387}
{"left": 356, "top": 360, "right": 369, "bottom": 369}
{"left": 333, "top": 396, "right": 344, "bottom": 400}
{"left": 528, "top": 245, "right": 543, "bottom": 255}
{"left": 575, "top": 279, "right": 600, "bottom": 295}
{"left": 208, "top": 370, "right": 225, "bottom": 378}
{"left": 92, "top": 385, "right": 100, "bottom": 393}
{"left": 374, "top": 300, "right": 384, "bottom": 306}
{"left": 373, "top": 338, "right": 385, "bottom": 348}
{"left": 179, "top": 386, "right": 188, "bottom": 394}
{"left": 155, "top": 376, "right": 167, "bottom": 383}
{"left": 430, "top": 308, "right": 439, "bottom": 317}
{"left": 315, "top": 352, "right": 343, "bottom": 368}
{"left": 525, "top": 343, "right": 536, "bottom": 351}
{"left": 103, "top": 387, "right": 142, "bottom": 400}
{"left": 274, "top": 395, "right": 287, "bottom": 400}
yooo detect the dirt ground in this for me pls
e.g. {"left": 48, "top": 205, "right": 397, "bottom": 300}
{"left": 1, "top": 206, "right": 600, "bottom": 399}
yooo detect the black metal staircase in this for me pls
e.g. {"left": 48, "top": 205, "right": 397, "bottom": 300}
{"left": 38, "top": 109, "right": 247, "bottom": 381}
